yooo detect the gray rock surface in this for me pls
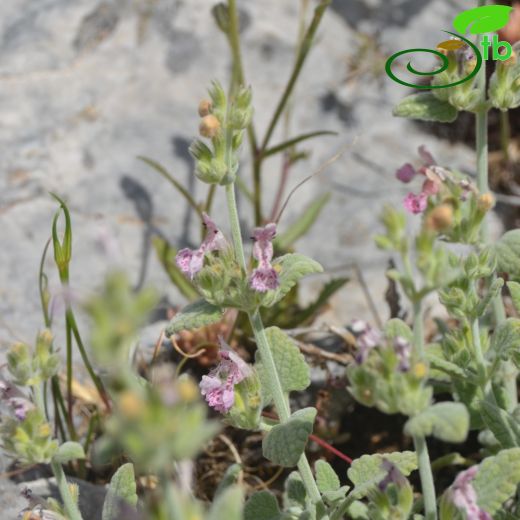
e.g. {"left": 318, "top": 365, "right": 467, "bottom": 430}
{"left": 0, "top": 0, "right": 485, "bottom": 356}
{"left": 0, "top": 474, "right": 106, "bottom": 519}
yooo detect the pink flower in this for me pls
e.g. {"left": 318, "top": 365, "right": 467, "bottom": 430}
{"left": 176, "top": 213, "right": 227, "bottom": 279}
{"left": 417, "top": 145, "right": 436, "bottom": 170}
{"left": 450, "top": 466, "right": 492, "bottom": 520}
{"left": 199, "top": 338, "right": 252, "bottom": 413}
{"left": 421, "top": 178, "right": 440, "bottom": 196}
{"left": 250, "top": 223, "right": 280, "bottom": 293}
{"left": 250, "top": 267, "right": 279, "bottom": 292}
{"left": 393, "top": 336, "right": 411, "bottom": 372}
{"left": 396, "top": 163, "right": 417, "bottom": 183}
{"left": 403, "top": 192, "right": 428, "bottom": 214}
{"left": 350, "top": 319, "right": 382, "bottom": 364}
{"left": 0, "top": 379, "right": 33, "bottom": 421}
{"left": 396, "top": 146, "right": 436, "bottom": 184}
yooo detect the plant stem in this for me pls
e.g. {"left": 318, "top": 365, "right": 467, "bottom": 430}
{"left": 226, "top": 0, "right": 261, "bottom": 224}
{"left": 224, "top": 166, "right": 322, "bottom": 504}
{"left": 50, "top": 460, "right": 83, "bottom": 520}
{"left": 249, "top": 310, "right": 322, "bottom": 505}
{"left": 413, "top": 434, "right": 437, "bottom": 520}
{"left": 66, "top": 308, "right": 111, "bottom": 411}
{"left": 474, "top": 12, "right": 518, "bottom": 408}
{"left": 411, "top": 300, "right": 437, "bottom": 520}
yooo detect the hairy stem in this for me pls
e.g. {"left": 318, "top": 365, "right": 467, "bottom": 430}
{"left": 224, "top": 164, "right": 322, "bottom": 504}
{"left": 413, "top": 434, "right": 437, "bottom": 520}
{"left": 50, "top": 460, "right": 83, "bottom": 520}
{"left": 412, "top": 300, "right": 437, "bottom": 520}
{"left": 474, "top": 10, "right": 518, "bottom": 408}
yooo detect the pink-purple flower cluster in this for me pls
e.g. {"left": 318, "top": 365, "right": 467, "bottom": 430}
{"left": 250, "top": 223, "right": 279, "bottom": 292}
{"left": 397, "top": 146, "right": 442, "bottom": 215}
{"left": 450, "top": 466, "right": 491, "bottom": 520}
{"left": 176, "top": 215, "right": 281, "bottom": 293}
{"left": 0, "top": 379, "right": 34, "bottom": 421}
{"left": 199, "top": 338, "right": 252, "bottom": 413}
{"left": 350, "top": 319, "right": 382, "bottom": 364}
{"left": 176, "top": 213, "right": 227, "bottom": 279}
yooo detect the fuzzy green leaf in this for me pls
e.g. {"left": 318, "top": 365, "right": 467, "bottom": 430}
{"left": 283, "top": 471, "right": 307, "bottom": 509}
{"left": 208, "top": 485, "right": 244, "bottom": 520}
{"left": 384, "top": 319, "right": 413, "bottom": 342}
{"left": 495, "top": 230, "right": 520, "bottom": 277}
{"left": 507, "top": 281, "right": 520, "bottom": 314}
{"left": 347, "top": 451, "right": 417, "bottom": 499}
{"left": 215, "top": 463, "right": 242, "bottom": 498}
{"left": 404, "top": 403, "right": 469, "bottom": 443}
{"left": 315, "top": 460, "right": 340, "bottom": 493}
{"left": 102, "top": 463, "right": 138, "bottom": 520}
{"left": 480, "top": 400, "right": 520, "bottom": 449}
{"left": 244, "top": 491, "right": 281, "bottom": 520}
{"left": 473, "top": 448, "right": 520, "bottom": 515}
{"left": 393, "top": 93, "right": 458, "bottom": 123}
{"left": 262, "top": 408, "right": 316, "bottom": 467}
{"left": 488, "top": 318, "right": 520, "bottom": 368}
{"left": 259, "top": 254, "right": 323, "bottom": 308}
{"left": 255, "top": 327, "right": 310, "bottom": 405}
{"left": 53, "top": 442, "right": 86, "bottom": 464}
{"left": 165, "top": 299, "right": 224, "bottom": 336}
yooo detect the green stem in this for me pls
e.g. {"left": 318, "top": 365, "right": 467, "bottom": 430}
{"left": 226, "top": 0, "right": 261, "bottom": 224}
{"left": 66, "top": 308, "right": 110, "bottom": 411}
{"left": 50, "top": 460, "right": 83, "bottom": 520}
{"left": 413, "top": 434, "right": 437, "bottom": 520}
{"left": 413, "top": 300, "right": 425, "bottom": 358}
{"left": 223, "top": 158, "right": 322, "bottom": 503}
{"left": 411, "top": 300, "right": 437, "bottom": 520}
{"left": 474, "top": 11, "right": 518, "bottom": 408}
{"left": 249, "top": 310, "right": 322, "bottom": 505}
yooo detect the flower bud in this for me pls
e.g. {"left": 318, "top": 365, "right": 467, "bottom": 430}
{"left": 425, "top": 204, "right": 453, "bottom": 231}
{"left": 199, "top": 115, "right": 221, "bottom": 138}
{"left": 477, "top": 192, "right": 495, "bottom": 212}
{"left": 198, "top": 99, "right": 213, "bottom": 117}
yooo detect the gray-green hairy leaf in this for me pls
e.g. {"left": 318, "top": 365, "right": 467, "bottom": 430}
{"left": 102, "top": 463, "right": 138, "bottom": 520}
{"left": 259, "top": 254, "right": 323, "bottom": 308}
{"left": 480, "top": 400, "right": 520, "bottom": 449}
{"left": 347, "top": 451, "right": 417, "bottom": 499}
{"left": 165, "top": 299, "right": 224, "bottom": 336}
{"left": 256, "top": 327, "right": 310, "bottom": 405}
{"left": 495, "top": 230, "right": 520, "bottom": 278}
{"left": 215, "top": 463, "right": 242, "bottom": 497}
{"left": 404, "top": 403, "right": 469, "bottom": 443}
{"left": 315, "top": 459, "right": 340, "bottom": 493}
{"left": 384, "top": 318, "right": 413, "bottom": 342}
{"left": 244, "top": 491, "right": 281, "bottom": 520}
{"left": 473, "top": 448, "right": 520, "bottom": 516}
{"left": 488, "top": 318, "right": 520, "bottom": 367}
{"left": 393, "top": 93, "right": 458, "bottom": 123}
{"left": 53, "top": 442, "right": 86, "bottom": 464}
{"left": 507, "top": 281, "right": 520, "bottom": 314}
{"left": 208, "top": 485, "right": 244, "bottom": 520}
{"left": 262, "top": 408, "right": 316, "bottom": 467}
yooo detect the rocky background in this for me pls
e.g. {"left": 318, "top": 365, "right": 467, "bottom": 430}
{"left": 0, "top": 0, "right": 502, "bottom": 515}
